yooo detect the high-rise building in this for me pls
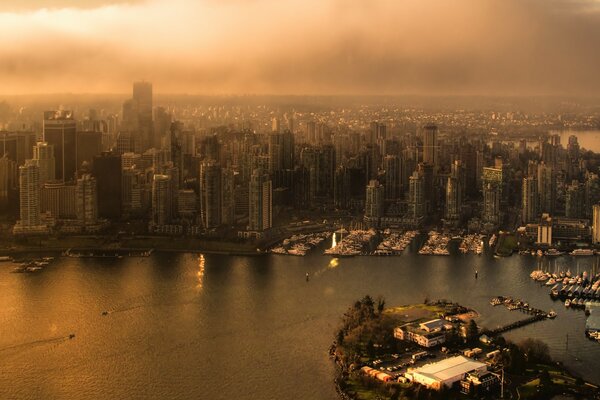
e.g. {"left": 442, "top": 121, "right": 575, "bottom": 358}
{"left": 0, "top": 155, "right": 17, "bottom": 211}
{"left": 409, "top": 170, "right": 425, "bottom": 220}
{"left": 522, "top": 176, "right": 539, "bottom": 224}
{"left": 221, "top": 167, "right": 235, "bottom": 225}
{"left": 422, "top": 124, "right": 438, "bottom": 167}
{"left": 41, "top": 181, "right": 76, "bottom": 219}
{"left": 593, "top": 204, "right": 600, "bottom": 244}
{"left": 482, "top": 182, "right": 501, "bottom": 225}
{"left": 152, "top": 174, "right": 171, "bottom": 226}
{"left": 14, "top": 160, "right": 48, "bottom": 234}
{"left": 445, "top": 175, "right": 462, "bottom": 222}
{"left": 93, "top": 152, "right": 122, "bottom": 219}
{"left": 32, "top": 142, "right": 55, "bottom": 185}
{"left": 200, "top": 161, "right": 222, "bottom": 229}
{"left": 248, "top": 169, "right": 272, "bottom": 231}
{"left": 537, "top": 162, "right": 556, "bottom": 214}
{"left": 565, "top": 180, "right": 584, "bottom": 218}
{"left": 133, "top": 81, "right": 153, "bottom": 150}
{"left": 122, "top": 167, "right": 144, "bottom": 218}
{"left": 383, "top": 155, "right": 402, "bottom": 201}
{"left": 76, "top": 131, "right": 103, "bottom": 168}
{"left": 43, "top": 110, "right": 77, "bottom": 182}
{"left": 365, "top": 179, "right": 384, "bottom": 225}
{"left": 76, "top": 174, "right": 98, "bottom": 227}
{"left": 170, "top": 121, "right": 184, "bottom": 185}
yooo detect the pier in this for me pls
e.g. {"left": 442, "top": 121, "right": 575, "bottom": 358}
{"left": 484, "top": 314, "right": 547, "bottom": 336}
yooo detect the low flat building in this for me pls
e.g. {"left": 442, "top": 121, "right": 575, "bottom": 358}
{"left": 405, "top": 356, "right": 487, "bottom": 391}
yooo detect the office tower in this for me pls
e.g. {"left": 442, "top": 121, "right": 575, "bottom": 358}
{"left": 170, "top": 121, "right": 184, "bottom": 185}
{"left": 133, "top": 81, "right": 153, "bottom": 150}
{"left": 383, "top": 155, "right": 401, "bottom": 201}
{"left": 200, "top": 161, "right": 222, "bottom": 229}
{"left": 522, "top": 176, "right": 539, "bottom": 224}
{"left": 482, "top": 182, "right": 501, "bottom": 225}
{"left": 40, "top": 181, "right": 76, "bottom": 219}
{"left": 249, "top": 169, "right": 272, "bottom": 231}
{"left": 537, "top": 162, "right": 556, "bottom": 214}
{"left": 0, "top": 155, "right": 17, "bottom": 211}
{"left": 282, "top": 130, "right": 295, "bottom": 170}
{"left": 0, "top": 131, "right": 36, "bottom": 166}
{"left": 76, "top": 131, "right": 103, "bottom": 168}
{"left": 334, "top": 166, "right": 351, "bottom": 210}
{"left": 369, "top": 122, "right": 387, "bottom": 144}
{"left": 93, "top": 152, "right": 122, "bottom": 219}
{"left": 305, "top": 121, "right": 316, "bottom": 144}
{"left": 14, "top": 160, "right": 47, "bottom": 234}
{"left": 268, "top": 132, "right": 284, "bottom": 173}
{"left": 122, "top": 167, "right": 144, "bottom": 218}
{"left": 43, "top": 110, "right": 77, "bottom": 182}
{"left": 422, "top": 124, "right": 438, "bottom": 167}
{"left": 76, "top": 174, "right": 98, "bottom": 227}
{"left": 565, "top": 180, "right": 584, "bottom": 218}
{"left": 593, "top": 205, "right": 600, "bottom": 244}
{"left": 177, "top": 189, "right": 197, "bottom": 221}
{"left": 418, "top": 162, "right": 435, "bottom": 213}
{"left": 409, "top": 170, "right": 425, "bottom": 220}
{"left": 365, "top": 180, "right": 384, "bottom": 225}
{"left": 152, "top": 174, "right": 171, "bottom": 226}
{"left": 32, "top": 142, "right": 55, "bottom": 186}
{"left": 221, "top": 167, "right": 235, "bottom": 225}
{"left": 300, "top": 145, "right": 335, "bottom": 203}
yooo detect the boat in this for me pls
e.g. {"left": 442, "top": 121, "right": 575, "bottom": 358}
{"left": 570, "top": 249, "right": 594, "bottom": 256}
{"left": 565, "top": 299, "right": 571, "bottom": 307}
{"left": 545, "top": 249, "right": 564, "bottom": 257}
{"left": 69, "top": 333, "right": 76, "bottom": 339}
{"left": 547, "top": 310, "right": 557, "bottom": 319}
{"left": 0, "top": 256, "right": 12, "bottom": 262}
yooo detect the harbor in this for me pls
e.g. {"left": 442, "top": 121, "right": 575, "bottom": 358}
{"left": 270, "top": 232, "right": 331, "bottom": 256}
{"left": 417, "top": 231, "right": 451, "bottom": 255}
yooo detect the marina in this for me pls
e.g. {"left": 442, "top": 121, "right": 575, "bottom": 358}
{"left": 372, "top": 230, "right": 418, "bottom": 256}
{"left": 458, "top": 234, "right": 484, "bottom": 255}
{"left": 270, "top": 232, "right": 331, "bottom": 256}
{"left": 418, "top": 231, "right": 450, "bottom": 255}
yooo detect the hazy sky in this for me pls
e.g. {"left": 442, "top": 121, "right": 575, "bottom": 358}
{"left": 1, "top": 0, "right": 600, "bottom": 95}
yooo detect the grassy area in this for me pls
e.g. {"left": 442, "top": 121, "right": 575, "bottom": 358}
{"left": 383, "top": 303, "right": 445, "bottom": 324}
{"left": 496, "top": 233, "right": 518, "bottom": 256}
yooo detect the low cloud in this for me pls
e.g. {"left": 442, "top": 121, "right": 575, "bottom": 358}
{"left": 0, "top": 0, "right": 599, "bottom": 95}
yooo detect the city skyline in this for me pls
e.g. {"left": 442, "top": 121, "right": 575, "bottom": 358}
{"left": 1, "top": 0, "right": 600, "bottom": 96}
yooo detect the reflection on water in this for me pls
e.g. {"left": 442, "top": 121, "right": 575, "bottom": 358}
{"left": 0, "top": 250, "right": 599, "bottom": 399}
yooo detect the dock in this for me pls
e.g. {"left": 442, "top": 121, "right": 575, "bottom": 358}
{"left": 484, "top": 314, "right": 547, "bottom": 336}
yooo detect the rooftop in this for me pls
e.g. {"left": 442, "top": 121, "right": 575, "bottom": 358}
{"left": 412, "top": 356, "right": 486, "bottom": 381}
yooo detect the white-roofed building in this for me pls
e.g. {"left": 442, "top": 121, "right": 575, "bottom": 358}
{"left": 405, "top": 356, "right": 487, "bottom": 390}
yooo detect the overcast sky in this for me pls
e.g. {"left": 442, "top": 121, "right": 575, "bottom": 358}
{"left": 0, "top": 0, "right": 599, "bottom": 95}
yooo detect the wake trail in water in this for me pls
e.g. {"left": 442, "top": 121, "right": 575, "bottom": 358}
{"left": 0, "top": 335, "right": 72, "bottom": 354}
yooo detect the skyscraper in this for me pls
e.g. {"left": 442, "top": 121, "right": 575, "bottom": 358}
{"left": 43, "top": 110, "right": 77, "bottom": 182}
{"left": 14, "top": 159, "right": 47, "bottom": 234}
{"left": 32, "top": 142, "right": 55, "bottom": 185}
{"left": 445, "top": 175, "right": 462, "bottom": 223}
{"left": 249, "top": 169, "right": 272, "bottom": 231}
{"left": 200, "top": 161, "right": 222, "bottom": 229}
{"left": 383, "top": 155, "right": 401, "bottom": 201}
{"left": 482, "top": 182, "right": 501, "bottom": 225}
{"left": 152, "top": 174, "right": 171, "bottom": 226}
{"left": 422, "top": 124, "right": 438, "bottom": 167}
{"left": 365, "top": 179, "right": 384, "bottom": 225}
{"left": 76, "top": 174, "right": 98, "bottom": 227}
{"left": 522, "top": 176, "right": 539, "bottom": 224}
{"left": 537, "top": 162, "right": 556, "bottom": 215}
{"left": 593, "top": 204, "right": 600, "bottom": 245}
{"left": 409, "top": 170, "right": 425, "bottom": 220}
{"left": 93, "top": 152, "right": 122, "bottom": 219}
{"left": 565, "top": 180, "right": 584, "bottom": 218}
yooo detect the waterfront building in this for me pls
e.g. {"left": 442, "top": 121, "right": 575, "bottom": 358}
{"left": 76, "top": 173, "right": 98, "bottom": 227}
{"left": 364, "top": 179, "right": 384, "bottom": 226}
{"left": 151, "top": 174, "right": 171, "bottom": 226}
{"left": 93, "top": 152, "right": 122, "bottom": 220}
{"left": 406, "top": 356, "right": 487, "bottom": 391}
{"left": 409, "top": 170, "right": 425, "bottom": 222}
{"left": 177, "top": 189, "right": 197, "bottom": 221}
{"left": 394, "top": 319, "right": 452, "bottom": 348}
{"left": 445, "top": 175, "right": 461, "bottom": 223}
{"left": 482, "top": 182, "right": 501, "bottom": 226}
{"left": 593, "top": 204, "right": 600, "bottom": 244}
{"left": 43, "top": 110, "right": 77, "bottom": 182}
{"left": 14, "top": 159, "right": 48, "bottom": 234}
{"left": 41, "top": 181, "right": 76, "bottom": 219}
{"left": 121, "top": 166, "right": 144, "bottom": 218}
{"left": 537, "top": 213, "right": 553, "bottom": 245}
{"left": 248, "top": 168, "right": 272, "bottom": 232}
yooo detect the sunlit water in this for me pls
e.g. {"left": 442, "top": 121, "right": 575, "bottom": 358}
{"left": 1, "top": 245, "right": 599, "bottom": 399}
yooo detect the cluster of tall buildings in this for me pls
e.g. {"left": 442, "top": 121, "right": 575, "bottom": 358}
{"left": 3, "top": 83, "right": 600, "bottom": 243}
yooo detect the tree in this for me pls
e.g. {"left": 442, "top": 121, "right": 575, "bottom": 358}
{"left": 519, "top": 338, "right": 551, "bottom": 363}
{"left": 376, "top": 296, "right": 385, "bottom": 315}
{"left": 466, "top": 319, "right": 479, "bottom": 342}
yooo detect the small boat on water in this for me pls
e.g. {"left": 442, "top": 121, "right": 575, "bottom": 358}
{"left": 0, "top": 256, "right": 12, "bottom": 262}
{"left": 547, "top": 310, "right": 557, "bottom": 319}
{"left": 565, "top": 299, "right": 571, "bottom": 307}
{"left": 570, "top": 249, "right": 594, "bottom": 256}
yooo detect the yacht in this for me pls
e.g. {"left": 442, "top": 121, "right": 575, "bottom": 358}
{"left": 570, "top": 249, "right": 594, "bottom": 256}
{"left": 565, "top": 299, "right": 571, "bottom": 307}
{"left": 547, "top": 310, "right": 557, "bottom": 319}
